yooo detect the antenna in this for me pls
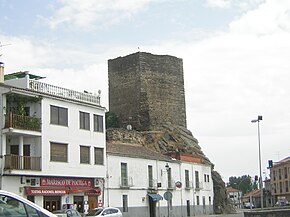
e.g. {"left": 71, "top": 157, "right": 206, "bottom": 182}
{"left": 0, "top": 42, "right": 12, "bottom": 57}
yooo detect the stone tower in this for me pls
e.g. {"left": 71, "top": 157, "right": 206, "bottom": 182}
{"left": 108, "top": 52, "right": 186, "bottom": 131}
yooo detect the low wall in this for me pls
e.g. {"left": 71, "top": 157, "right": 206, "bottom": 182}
{"left": 244, "top": 208, "right": 290, "bottom": 217}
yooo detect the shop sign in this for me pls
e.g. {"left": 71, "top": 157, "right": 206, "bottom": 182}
{"left": 85, "top": 187, "right": 101, "bottom": 196}
{"left": 41, "top": 178, "right": 93, "bottom": 187}
{"left": 26, "top": 187, "right": 68, "bottom": 195}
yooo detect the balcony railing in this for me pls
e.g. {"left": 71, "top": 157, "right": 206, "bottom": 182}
{"left": 120, "top": 176, "right": 133, "bottom": 188}
{"left": 4, "top": 154, "right": 41, "bottom": 171}
{"left": 5, "top": 112, "right": 41, "bottom": 132}
{"left": 29, "top": 80, "right": 100, "bottom": 105}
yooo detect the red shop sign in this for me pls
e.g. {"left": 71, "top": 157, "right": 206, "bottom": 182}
{"left": 41, "top": 178, "right": 93, "bottom": 187}
{"left": 85, "top": 187, "right": 101, "bottom": 196}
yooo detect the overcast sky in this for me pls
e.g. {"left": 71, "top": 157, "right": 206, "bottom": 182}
{"left": 1, "top": 0, "right": 290, "bottom": 182}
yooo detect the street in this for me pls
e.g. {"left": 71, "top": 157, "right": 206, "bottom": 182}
{"left": 194, "top": 210, "right": 244, "bottom": 217}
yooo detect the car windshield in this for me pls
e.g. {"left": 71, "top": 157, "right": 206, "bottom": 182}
{"left": 87, "top": 208, "right": 103, "bottom": 216}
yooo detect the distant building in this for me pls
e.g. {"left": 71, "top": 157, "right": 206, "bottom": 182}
{"left": 106, "top": 142, "right": 214, "bottom": 217}
{"left": 226, "top": 187, "right": 242, "bottom": 208}
{"left": 108, "top": 52, "right": 187, "bottom": 131}
{"left": 0, "top": 64, "right": 106, "bottom": 213}
{"left": 242, "top": 189, "right": 261, "bottom": 208}
{"left": 270, "top": 156, "right": 290, "bottom": 205}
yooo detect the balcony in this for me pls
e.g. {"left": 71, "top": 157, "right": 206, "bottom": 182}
{"left": 120, "top": 176, "right": 133, "bottom": 188}
{"left": 29, "top": 80, "right": 100, "bottom": 105}
{"left": 4, "top": 154, "right": 41, "bottom": 171}
{"left": 5, "top": 112, "right": 41, "bottom": 132}
{"left": 195, "top": 181, "right": 203, "bottom": 191}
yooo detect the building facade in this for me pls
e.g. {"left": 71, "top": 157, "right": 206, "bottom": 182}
{"left": 270, "top": 156, "right": 290, "bottom": 205}
{"left": 108, "top": 52, "right": 187, "bottom": 131}
{"left": 226, "top": 187, "right": 242, "bottom": 208}
{"left": 0, "top": 65, "right": 106, "bottom": 213}
{"left": 106, "top": 142, "right": 214, "bottom": 217}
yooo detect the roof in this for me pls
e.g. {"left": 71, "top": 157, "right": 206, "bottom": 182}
{"left": 226, "top": 187, "right": 240, "bottom": 193}
{"left": 106, "top": 142, "right": 174, "bottom": 162}
{"left": 4, "top": 71, "right": 45, "bottom": 80}
{"left": 242, "top": 189, "right": 261, "bottom": 198}
{"left": 273, "top": 156, "right": 290, "bottom": 168}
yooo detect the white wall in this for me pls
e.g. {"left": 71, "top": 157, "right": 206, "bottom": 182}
{"left": 106, "top": 154, "right": 214, "bottom": 209}
{"left": 41, "top": 97, "right": 106, "bottom": 178}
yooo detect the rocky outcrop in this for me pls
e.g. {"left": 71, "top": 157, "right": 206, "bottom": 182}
{"left": 106, "top": 123, "right": 232, "bottom": 214}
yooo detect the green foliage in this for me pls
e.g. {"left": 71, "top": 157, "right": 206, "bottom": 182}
{"left": 228, "top": 175, "right": 257, "bottom": 195}
{"left": 105, "top": 111, "right": 119, "bottom": 128}
{"left": 6, "top": 93, "right": 42, "bottom": 115}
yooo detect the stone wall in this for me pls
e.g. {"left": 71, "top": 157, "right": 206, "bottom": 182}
{"left": 108, "top": 52, "right": 187, "bottom": 131}
{"left": 244, "top": 209, "right": 290, "bottom": 217}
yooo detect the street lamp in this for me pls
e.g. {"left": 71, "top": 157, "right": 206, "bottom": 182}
{"left": 251, "top": 115, "right": 263, "bottom": 209}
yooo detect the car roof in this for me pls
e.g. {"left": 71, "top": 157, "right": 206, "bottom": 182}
{"left": 0, "top": 190, "right": 57, "bottom": 217}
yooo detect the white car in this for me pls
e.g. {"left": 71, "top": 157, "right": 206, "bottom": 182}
{"left": 0, "top": 190, "right": 56, "bottom": 217}
{"left": 86, "top": 207, "right": 122, "bottom": 217}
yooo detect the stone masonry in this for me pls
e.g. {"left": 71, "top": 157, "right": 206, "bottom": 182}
{"left": 108, "top": 52, "right": 187, "bottom": 131}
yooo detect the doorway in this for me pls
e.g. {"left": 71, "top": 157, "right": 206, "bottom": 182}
{"left": 74, "top": 196, "right": 84, "bottom": 213}
{"left": 88, "top": 196, "right": 98, "bottom": 210}
{"left": 149, "top": 197, "right": 156, "bottom": 217}
{"left": 186, "top": 200, "right": 190, "bottom": 217}
{"left": 10, "top": 144, "right": 30, "bottom": 169}
{"left": 44, "top": 196, "right": 61, "bottom": 212}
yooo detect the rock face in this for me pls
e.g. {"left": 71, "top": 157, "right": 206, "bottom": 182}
{"left": 106, "top": 124, "right": 233, "bottom": 214}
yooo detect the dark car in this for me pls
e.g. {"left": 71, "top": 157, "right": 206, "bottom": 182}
{"left": 53, "top": 208, "right": 82, "bottom": 217}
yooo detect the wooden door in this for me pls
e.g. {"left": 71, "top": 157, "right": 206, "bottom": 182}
{"left": 88, "top": 195, "right": 98, "bottom": 210}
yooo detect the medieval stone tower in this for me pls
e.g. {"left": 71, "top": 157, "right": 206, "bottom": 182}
{"left": 108, "top": 52, "right": 187, "bottom": 131}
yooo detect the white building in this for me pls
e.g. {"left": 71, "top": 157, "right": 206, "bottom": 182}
{"left": 226, "top": 187, "right": 242, "bottom": 208}
{"left": 106, "top": 142, "right": 214, "bottom": 217}
{"left": 0, "top": 63, "right": 106, "bottom": 213}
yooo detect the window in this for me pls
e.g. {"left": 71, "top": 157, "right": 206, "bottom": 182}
{"left": 209, "top": 196, "right": 211, "bottom": 205}
{"left": 50, "top": 142, "right": 68, "bottom": 162}
{"left": 50, "top": 105, "right": 68, "bottom": 126}
{"left": 167, "top": 168, "right": 172, "bottom": 189}
{"left": 122, "top": 195, "right": 128, "bottom": 212}
{"left": 196, "top": 196, "right": 200, "bottom": 205}
{"left": 94, "top": 148, "right": 104, "bottom": 165}
{"left": 204, "top": 174, "right": 207, "bottom": 182}
{"left": 195, "top": 171, "right": 200, "bottom": 189}
{"left": 80, "top": 146, "right": 90, "bottom": 164}
{"left": 80, "top": 112, "right": 90, "bottom": 130}
{"left": 94, "top": 115, "right": 103, "bottom": 132}
{"left": 121, "top": 163, "right": 128, "bottom": 186}
{"left": 207, "top": 174, "right": 210, "bottom": 182}
{"left": 185, "top": 170, "right": 190, "bottom": 188}
{"left": 148, "top": 165, "right": 153, "bottom": 188}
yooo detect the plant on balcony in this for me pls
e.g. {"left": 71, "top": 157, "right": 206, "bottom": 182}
{"left": 6, "top": 93, "right": 42, "bottom": 115}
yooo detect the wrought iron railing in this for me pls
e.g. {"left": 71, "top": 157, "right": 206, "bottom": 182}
{"left": 4, "top": 154, "right": 41, "bottom": 171}
{"left": 120, "top": 176, "right": 133, "bottom": 188}
{"left": 29, "top": 80, "right": 100, "bottom": 105}
{"left": 5, "top": 112, "right": 41, "bottom": 132}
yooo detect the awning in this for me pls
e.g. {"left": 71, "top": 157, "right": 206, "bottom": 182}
{"left": 147, "top": 194, "right": 163, "bottom": 202}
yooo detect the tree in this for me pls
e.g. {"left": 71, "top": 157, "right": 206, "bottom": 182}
{"left": 105, "top": 111, "right": 119, "bottom": 128}
{"left": 228, "top": 175, "right": 256, "bottom": 195}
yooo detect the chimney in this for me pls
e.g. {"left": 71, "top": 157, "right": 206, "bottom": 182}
{"left": 0, "top": 62, "right": 4, "bottom": 84}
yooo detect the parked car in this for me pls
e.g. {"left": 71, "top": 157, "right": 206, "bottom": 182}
{"left": 53, "top": 208, "right": 82, "bottom": 217}
{"left": 0, "top": 190, "right": 56, "bottom": 216}
{"left": 86, "top": 207, "right": 122, "bottom": 217}
{"left": 275, "top": 197, "right": 289, "bottom": 206}
{"left": 244, "top": 202, "right": 255, "bottom": 209}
